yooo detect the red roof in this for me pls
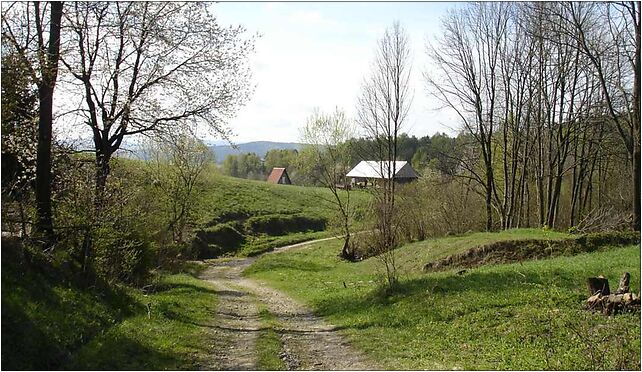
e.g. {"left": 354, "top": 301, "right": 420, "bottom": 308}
{"left": 267, "top": 167, "right": 289, "bottom": 184}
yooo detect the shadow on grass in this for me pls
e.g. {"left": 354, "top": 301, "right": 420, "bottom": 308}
{"left": 148, "top": 281, "right": 219, "bottom": 296}
{"left": 244, "top": 256, "right": 332, "bottom": 275}
{"left": 310, "top": 265, "right": 591, "bottom": 329}
{"left": 1, "top": 258, "right": 143, "bottom": 370}
{"left": 65, "top": 331, "right": 204, "bottom": 370}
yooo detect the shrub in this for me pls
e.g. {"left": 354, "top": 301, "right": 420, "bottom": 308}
{"left": 93, "top": 223, "right": 153, "bottom": 286}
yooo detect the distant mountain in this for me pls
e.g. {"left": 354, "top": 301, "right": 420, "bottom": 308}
{"left": 209, "top": 141, "right": 302, "bottom": 163}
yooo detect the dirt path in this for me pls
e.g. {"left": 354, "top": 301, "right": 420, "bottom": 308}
{"left": 198, "top": 238, "right": 377, "bottom": 370}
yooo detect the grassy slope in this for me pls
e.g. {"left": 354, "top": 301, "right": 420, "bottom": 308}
{"left": 191, "top": 169, "right": 370, "bottom": 256}
{"left": 1, "top": 252, "right": 219, "bottom": 370}
{"left": 244, "top": 229, "right": 641, "bottom": 370}
{"left": 66, "top": 273, "right": 219, "bottom": 370}
{"left": 192, "top": 170, "right": 337, "bottom": 225}
{"left": 115, "top": 159, "right": 370, "bottom": 256}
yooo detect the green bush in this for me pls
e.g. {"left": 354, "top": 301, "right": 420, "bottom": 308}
{"left": 192, "top": 222, "right": 245, "bottom": 258}
{"left": 93, "top": 224, "right": 153, "bottom": 286}
{"left": 244, "top": 213, "right": 326, "bottom": 236}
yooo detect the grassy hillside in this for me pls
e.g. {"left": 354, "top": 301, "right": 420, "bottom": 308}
{"left": 244, "top": 229, "right": 641, "bottom": 370}
{"left": 189, "top": 167, "right": 371, "bottom": 257}
{"left": 192, "top": 169, "right": 368, "bottom": 225}
{"left": 1, "top": 244, "right": 218, "bottom": 370}
{"left": 113, "top": 159, "right": 370, "bottom": 257}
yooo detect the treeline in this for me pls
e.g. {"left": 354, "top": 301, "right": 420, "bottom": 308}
{"left": 219, "top": 133, "right": 461, "bottom": 184}
{"left": 421, "top": 2, "right": 639, "bottom": 233}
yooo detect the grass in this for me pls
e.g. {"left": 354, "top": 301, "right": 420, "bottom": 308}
{"left": 244, "top": 229, "right": 641, "bottom": 370}
{"left": 193, "top": 167, "right": 370, "bottom": 227}
{"left": 240, "top": 230, "right": 331, "bottom": 257}
{"left": 1, "top": 252, "right": 137, "bottom": 370}
{"left": 395, "top": 228, "right": 571, "bottom": 273}
{"left": 66, "top": 274, "right": 219, "bottom": 370}
{"left": 1, "top": 246, "right": 220, "bottom": 370}
{"left": 256, "top": 307, "right": 286, "bottom": 370}
{"left": 190, "top": 169, "right": 371, "bottom": 257}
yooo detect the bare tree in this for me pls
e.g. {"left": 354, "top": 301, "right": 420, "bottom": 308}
{"left": 562, "top": 2, "right": 641, "bottom": 230}
{"left": 58, "top": 2, "right": 254, "bottom": 210}
{"left": 426, "top": 3, "right": 510, "bottom": 231}
{"left": 144, "top": 130, "right": 213, "bottom": 244}
{"left": 357, "top": 21, "right": 412, "bottom": 287}
{"left": 300, "top": 108, "right": 356, "bottom": 260}
{"left": 2, "top": 1, "right": 64, "bottom": 248}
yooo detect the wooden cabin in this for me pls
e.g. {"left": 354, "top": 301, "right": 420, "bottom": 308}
{"left": 266, "top": 167, "right": 292, "bottom": 185}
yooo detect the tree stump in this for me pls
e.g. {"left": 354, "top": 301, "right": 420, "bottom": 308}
{"left": 615, "top": 272, "right": 630, "bottom": 295}
{"left": 587, "top": 277, "right": 610, "bottom": 296}
{"left": 585, "top": 273, "right": 640, "bottom": 315}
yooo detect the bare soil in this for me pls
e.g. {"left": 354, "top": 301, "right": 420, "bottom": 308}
{"left": 198, "top": 238, "right": 378, "bottom": 370}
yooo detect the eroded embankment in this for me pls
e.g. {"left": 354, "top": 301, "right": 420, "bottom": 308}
{"left": 423, "top": 231, "right": 640, "bottom": 272}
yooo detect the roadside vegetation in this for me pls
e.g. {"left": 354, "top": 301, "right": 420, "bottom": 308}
{"left": 244, "top": 230, "right": 641, "bottom": 370}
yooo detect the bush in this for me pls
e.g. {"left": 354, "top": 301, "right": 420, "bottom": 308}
{"left": 244, "top": 214, "right": 326, "bottom": 236}
{"left": 93, "top": 223, "right": 153, "bottom": 286}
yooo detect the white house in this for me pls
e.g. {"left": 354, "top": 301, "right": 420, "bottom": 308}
{"left": 346, "top": 160, "right": 418, "bottom": 186}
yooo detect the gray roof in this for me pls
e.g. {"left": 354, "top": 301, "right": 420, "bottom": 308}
{"left": 346, "top": 161, "right": 418, "bottom": 179}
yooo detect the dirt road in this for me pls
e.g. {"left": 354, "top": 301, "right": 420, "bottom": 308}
{"left": 198, "top": 238, "right": 377, "bottom": 370}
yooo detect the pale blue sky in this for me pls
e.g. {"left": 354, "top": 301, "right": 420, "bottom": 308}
{"left": 209, "top": 1, "right": 461, "bottom": 143}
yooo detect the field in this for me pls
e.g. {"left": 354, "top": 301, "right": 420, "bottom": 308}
{"left": 244, "top": 229, "right": 641, "bottom": 370}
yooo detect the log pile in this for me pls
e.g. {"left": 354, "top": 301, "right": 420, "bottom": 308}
{"left": 586, "top": 272, "right": 640, "bottom": 315}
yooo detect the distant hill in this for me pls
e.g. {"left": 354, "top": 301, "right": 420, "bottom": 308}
{"left": 209, "top": 141, "right": 302, "bottom": 163}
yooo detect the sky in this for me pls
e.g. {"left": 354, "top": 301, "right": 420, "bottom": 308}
{"left": 207, "top": 1, "right": 461, "bottom": 144}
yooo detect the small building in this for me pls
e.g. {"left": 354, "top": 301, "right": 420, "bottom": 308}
{"left": 267, "top": 167, "right": 292, "bottom": 185}
{"left": 346, "top": 160, "right": 418, "bottom": 186}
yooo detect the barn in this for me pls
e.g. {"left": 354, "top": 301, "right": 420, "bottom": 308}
{"left": 266, "top": 167, "right": 292, "bottom": 185}
{"left": 346, "top": 160, "right": 418, "bottom": 187}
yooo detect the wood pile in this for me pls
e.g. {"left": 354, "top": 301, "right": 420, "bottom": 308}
{"left": 586, "top": 272, "right": 640, "bottom": 315}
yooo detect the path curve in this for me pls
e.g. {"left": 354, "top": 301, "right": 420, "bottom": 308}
{"left": 198, "top": 237, "right": 378, "bottom": 370}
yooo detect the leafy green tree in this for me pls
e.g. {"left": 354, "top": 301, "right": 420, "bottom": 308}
{"left": 145, "top": 132, "right": 213, "bottom": 243}
{"left": 301, "top": 108, "right": 356, "bottom": 260}
{"left": 222, "top": 155, "right": 239, "bottom": 178}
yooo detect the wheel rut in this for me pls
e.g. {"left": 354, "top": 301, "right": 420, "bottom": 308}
{"left": 198, "top": 240, "right": 377, "bottom": 370}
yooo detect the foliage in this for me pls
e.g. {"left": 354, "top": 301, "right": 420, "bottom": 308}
{"left": 144, "top": 132, "right": 214, "bottom": 244}
{"left": 300, "top": 107, "right": 357, "bottom": 259}
{"left": 0, "top": 52, "right": 38, "bottom": 195}
{"left": 222, "top": 152, "right": 265, "bottom": 180}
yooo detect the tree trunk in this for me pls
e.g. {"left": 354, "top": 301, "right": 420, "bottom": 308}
{"left": 33, "top": 2, "right": 64, "bottom": 248}
{"left": 633, "top": 1, "right": 641, "bottom": 231}
{"left": 587, "top": 277, "right": 610, "bottom": 296}
{"left": 94, "top": 148, "right": 112, "bottom": 212}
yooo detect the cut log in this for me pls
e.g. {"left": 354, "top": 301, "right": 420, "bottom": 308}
{"left": 587, "top": 277, "right": 610, "bottom": 296}
{"left": 615, "top": 272, "right": 630, "bottom": 294}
